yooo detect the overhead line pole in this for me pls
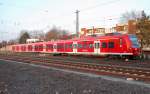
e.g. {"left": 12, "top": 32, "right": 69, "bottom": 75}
{"left": 75, "top": 10, "right": 80, "bottom": 38}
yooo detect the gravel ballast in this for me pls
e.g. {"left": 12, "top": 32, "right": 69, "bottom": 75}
{"left": 0, "top": 60, "right": 150, "bottom": 94}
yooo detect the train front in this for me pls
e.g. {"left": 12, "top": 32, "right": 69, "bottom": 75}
{"left": 129, "top": 35, "right": 141, "bottom": 56}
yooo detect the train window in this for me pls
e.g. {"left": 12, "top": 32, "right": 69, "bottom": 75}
{"left": 39, "top": 45, "right": 43, "bottom": 49}
{"left": 62, "top": 45, "right": 63, "bottom": 48}
{"left": 97, "top": 43, "right": 100, "bottom": 48}
{"left": 65, "top": 44, "right": 68, "bottom": 48}
{"left": 73, "top": 44, "right": 77, "bottom": 48}
{"left": 129, "top": 35, "right": 140, "bottom": 48}
{"left": 28, "top": 45, "right": 32, "bottom": 49}
{"left": 78, "top": 44, "right": 82, "bottom": 48}
{"left": 35, "top": 46, "right": 38, "bottom": 50}
{"left": 69, "top": 44, "right": 72, "bottom": 48}
{"left": 47, "top": 45, "right": 52, "bottom": 49}
{"left": 50, "top": 45, "right": 53, "bottom": 49}
{"left": 57, "top": 45, "right": 59, "bottom": 49}
{"left": 65, "top": 44, "right": 71, "bottom": 49}
{"left": 46, "top": 45, "right": 48, "bottom": 49}
{"left": 17, "top": 46, "right": 19, "bottom": 49}
{"left": 53, "top": 45, "right": 57, "bottom": 49}
{"left": 83, "top": 44, "right": 87, "bottom": 48}
{"left": 120, "top": 38, "right": 123, "bottom": 45}
{"left": 94, "top": 43, "right": 100, "bottom": 49}
{"left": 22, "top": 46, "right": 25, "bottom": 50}
{"left": 39, "top": 46, "right": 41, "bottom": 49}
{"left": 57, "top": 44, "right": 64, "bottom": 49}
{"left": 94, "top": 43, "right": 96, "bottom": 48}
{"left": 57, "top": 45, "right": 61, "bottom": 49}
{"left": 89, "top": 44, "right": 93, "bottom": 48}
{"left": 108, "top": 42, "right": 114, "bottom": 48}
{"left": 43, "top": 46, "right": 45, "bottom": 49}
{"left": 102, "top": 42, "right": 107, "bottom": 48}
{"left": 120, "top": 38, "right": 123, "bottom": 47}
{"left": 58, "top": 45, "right": 61, "bottom": 49}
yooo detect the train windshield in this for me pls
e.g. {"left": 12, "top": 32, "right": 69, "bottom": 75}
{"left": 129, "top": 35, "right": 140, "bottom": 48}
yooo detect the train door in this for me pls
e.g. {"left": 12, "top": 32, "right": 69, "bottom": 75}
{"left": 43, "top": 43, "right": 46, "bottom": 52}
{"left": 94, "top": 40, "right": 100, "bottom": 55}
{"left": 114, "top": 38, "right": 122, "bottom": 53}
{"left": 73, "top": 41, "right": 77, "bottom": 54}
{"left": 32, "top": 44, "right": 35, "bottom": 52}
{"left": 119, "top": 38, "right": 123, "bottom": 53}
{"left": 53, "top": 43, "right": 57, "bottom": 53}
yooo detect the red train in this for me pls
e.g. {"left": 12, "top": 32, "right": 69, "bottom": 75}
{"left": 12, "top": 33, "right": 141, "bottom": 58}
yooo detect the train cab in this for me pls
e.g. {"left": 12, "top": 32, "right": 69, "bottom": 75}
{"left": 128, "top": 34, "right": 141, "bottom": 56}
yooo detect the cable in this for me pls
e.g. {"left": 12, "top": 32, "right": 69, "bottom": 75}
{"left": 80, "top": 0, "right": 122, "bottom": 12}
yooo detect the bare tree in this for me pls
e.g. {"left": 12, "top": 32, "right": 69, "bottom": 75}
{"left": 45, "top": 26, "right": 70, "bottom": 41}
{"left": 45, "top": 26, "right": 59, "bottom": 41}
{"left": 0, "top": 41, "right": 7, "bottom": 48}
{"left": 7, "top": 40, "right": 17, "bottom": 45}
{"left": 120, "top": 10, "right": 141, "bottom": 23}
{"left": 136, "top": 11, "right": 150, "bottom": 48}
{"left": 19, "top": 30, "right": 30, "bottom": 44}
{"left": 120, "top": 10, "right": 150, "bottom": 48}
{"left": 59, "top": 29, "right": 70, "bottom": 40}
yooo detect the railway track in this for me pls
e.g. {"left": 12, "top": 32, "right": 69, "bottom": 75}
{"left": 0, "top": 54, "right": 150, "bottom": 82}
{"left": 1, "top": 53, "right": 150, "bottom": 68}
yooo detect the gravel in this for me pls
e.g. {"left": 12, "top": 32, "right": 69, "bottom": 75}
{"left": 0, "top": 60, "right": 150, "bottom": 94}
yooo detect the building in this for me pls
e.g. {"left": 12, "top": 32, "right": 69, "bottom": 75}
{"left": 26, "top": 39, "right": 40, "bottom": 43}
{"left": 80, "top": 26, "right": 118, "bottom": 37}
{"left": 79, "top": 20, "right": 137, "bottom": 37}
{"left": 116, "top": 20, "right": 137, "bottom": 34}
{"left": 80, "top": 27, "right": 105, "bottom": 37}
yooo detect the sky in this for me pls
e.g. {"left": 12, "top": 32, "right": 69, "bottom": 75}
{"left": 0, "top": 0, "right": 150, "bottom": 41}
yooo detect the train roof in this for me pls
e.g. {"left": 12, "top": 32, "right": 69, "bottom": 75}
{"left": 12, "top": 33, "right": 133, "bottom": 46}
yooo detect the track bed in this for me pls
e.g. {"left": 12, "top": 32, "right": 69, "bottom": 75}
{"left": 0, "top": 60, "right": 150, "bottom": 94}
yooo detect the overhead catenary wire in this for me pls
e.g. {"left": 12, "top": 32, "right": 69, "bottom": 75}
{"left": 80, "top": 0, "right": 122, "bottom": 12}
